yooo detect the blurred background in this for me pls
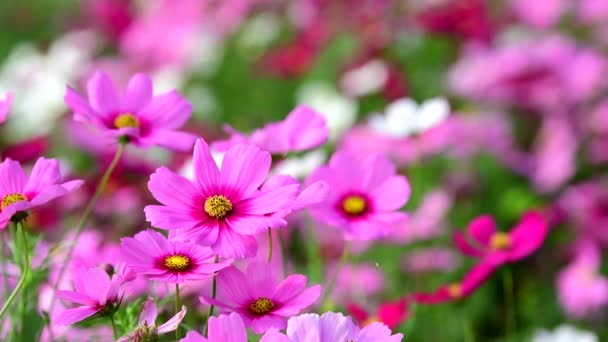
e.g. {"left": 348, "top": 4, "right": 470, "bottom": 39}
{"left": 1, "top": 0, "right": 608, "bottom": 341}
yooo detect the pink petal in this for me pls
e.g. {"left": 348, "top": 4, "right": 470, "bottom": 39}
{"left": 225, "top": 214, "right": 286, "bottom": 236}
{"left": 139, "top": 298, "right": 158, "bottom": 326}
{"left": 0, "top": 158, "right": 27, "bottom": 195}
{"left": 220, "top": 144, "right": 271, "bottom": 200}
{"left": 86, "top": 71, "right": 120, "bottom": 114}
{"left": 361, "top": 153, "right": 397, "bottom": 190}
{"left": 250, "top": 314, "right": 286, "bottom": 334}
{"left": 280, "top": 105, "right": 328, "bottom": 151}
{"left": 237, "top": 183, "right": 299, "bottom": 215}
{"left": 53, "top": 307, "right": 99, "bottom": 326}
{"left": 271, "top": 275, "right": 307, "bottom": 303}
{"left": 272, "top": 285, "right": 321, "bottom": 316}
{"left": 260, "top": 329, "right": 290, "bottom": 342}
{"left": 157, "top": 305, "right": 187, "bottom": 334}
{"left": 0, "top": 92, "right": 12, "bottom": 124}
{"left": 357, "top": 322, "right": 403, "bottom": 341}
{"left": 193, "top": 139, "right": 220, "bottom": 196}
{"left": 293, "top": 181, "right": 329, "bottom": 211}
{"left": 144, "top": 205, "right": 202, "bottom": 231}
{"left": 369, "top": 176, "right": 410, "bottom": 212}
{"left": 148, "top": 167, "right": 202, "bottom": 210}
{"left": 467, "top": 215, "right": 497, "bottom": 246}
{"left": 180, "top": 331, "right": 208, "bottom": 342}
{"left": 56, "top": 290, "right": 96, "bottom": 306}
{"left": 142, "top": 130, "right": 197, "bottom": 151}
{"left": 211, "top": 223, "right": 258, "bottom": 258}
{"left": 29, "top": 185, "right": 69, "bottom": 207}
{"left": 64, "top": 86, "right": 103, "bottom": 123}
{"left": 140, "top": 90, "right": 192, "bottom": 129}
{"left": 453, "top": 231, "right": 484, "bottom": 257}
{"left": 207, "top": 313, "right": 248, "bottom": 342}
{"left": 124, "top": 73, "right": 153, "bottom": 110}
{"left": 82, "top": 268, "right": 112, "bottom": 303}
{"left": 215, "top": 266, "right": 254, "bottom": 306}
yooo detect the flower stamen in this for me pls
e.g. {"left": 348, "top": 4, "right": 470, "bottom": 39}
{"left": 490, "top": 232, "right": 511, "bottom": 250}
{"left": 342, "top": 195, "right": 367, "bottom": 216}
{"left": 114, "top": 113, "right": 140, "bottom": 128}
{"left": 204, "top": 195, "right": 233, "bottom": 218}
{"left": 448, "top": 283, "right": 462, "bottom": 298}
{"left": 1, "top": 193, "right": 27, "bottom": 210}
{"left": 249, "top": 297, "right": 274, "bottom": 315}
{"left": 164, "top": 254, "right": 190, "bottom": 270}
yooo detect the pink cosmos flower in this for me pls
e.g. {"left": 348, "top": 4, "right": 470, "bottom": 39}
{"left": 118, "top": 298, "right": 187, "bottom": 341}
{"left": 0, "top": 157, "right": 83, "bottom": 228}
{"left": 53, "top": 267, "right": 124, "bottom": 325}
{"left": 0, "top": 92, "right": 12, "bottom": 124}
{"left": 402, "top": 248, "right": 460, "bottom": 273}
{"left": 144, "top": 138, "right": 300, "bottom": 258}
{"left": 120, "top": 229, "right": 232, "bottom": 283}
{"left": 453, "top": 211, "right": 548, "bottom": 266}
{"left": 213, "top": 105, "right": 328, "bottom": 154}
{"left": 557, "top": 241, "right": 608, "bottom": 319}
{"left": 64, "top": 71, "right": 196, "bottom": 150}
{"left": 201, "top": 261, "right": 321, "bottom": 334}
{"left": 510, "top": 0, "right": 567, "bottom": 28}
{"left": 306, "top": 150, "right": 410, "bottom": 240}
{"left": 347, "top": 299, "right": 409, "bottom": 329}
{"left": 262, "top": 312, "right": 403, "bottom": 342}
{"left": 180, "top": 313, "right": 280, "bottom": 342}
{"left": 410, "top": 261, "right": 497, "bottom": 304}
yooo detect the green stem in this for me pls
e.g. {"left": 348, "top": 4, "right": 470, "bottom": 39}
{"left": 321, "top": 242, "right": 351, "bottom": 309}
{"left": 110, "top": 315, "right": 118, "bottom": 340}
{"left": 0, "top": 231, "right": 9, "bottom": 296}
{"left": 204, "top": 256, "right": 219, "bottom": 337}
{"left": 267, "top": 227, "right": 273, "bottom": 263}
{"left": 462, "top": 312, "right": 475, "bottom": 342}
{"left": 48, "top": 142, "right": 126, "bottom": 315}
{"left": 503, "top": 268, "right": 516, "bottom": 335}
{"left": 175, "top": 283, "right": 181, "bottom": 340}
{"left": 0, "top": 221, "right": 30, "bottom": 319}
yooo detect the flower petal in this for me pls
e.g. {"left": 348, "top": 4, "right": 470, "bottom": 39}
{"left": 220, "top": 144, "right": 271, "bottom": 200}
{"left": 157, "top": 305, "right": 187, "bottom": 334}
{"left": 124, "top": 73, "right": 153, "bottom": 110}
{"left": 53, "top": 307, "right": 99, "bottom": 326}
{"left": 86, "top": 71, "right": 120, "bottom": 114}
{"left": 369, "top": 176, "right": 410, "bottom": 212}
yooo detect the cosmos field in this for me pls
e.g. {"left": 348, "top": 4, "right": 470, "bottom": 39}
{"left": 0, "top": 0, "right": 607, "bottom": 341}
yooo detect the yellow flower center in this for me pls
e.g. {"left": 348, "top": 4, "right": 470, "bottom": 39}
{"left": 342, "top": 195, "right": 367, "bottom": 215}
{"left": 249, "top": 297, "right": 274, "bottom": 315}
{"left": 490, "top": 232, "right": 511, "bottom": 250}
{"left": 204, "top": 195, "right": 233, "bottom": 218}
{"left": 1, "top": 193, "right": 27, "bottom": 210}
{"left": 448, "top": 283, "right": 462, "bottom": 298}
{"left": 114, "top": 113, "right": 140, "bottom": 128}
{"left": 164, "top": 254, "right": 190, "bottom": 270}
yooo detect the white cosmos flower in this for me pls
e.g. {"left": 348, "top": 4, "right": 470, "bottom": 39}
{"left": 271, "top": 149, "right": 327, "bottom": 179}
{"left": 340, "top": 59, "right": 388, "bottom": 97}
{"left": 297, "top": 81, "right": 357, "bottom": 141}
{"left": 368, "top": 97, "right": 450, "bottom": 138}
{"left": 533, "top": 325, "right": 598, "bottom": 342}
{"left": 0, "top": 30, "right": 96, "bottom": 140}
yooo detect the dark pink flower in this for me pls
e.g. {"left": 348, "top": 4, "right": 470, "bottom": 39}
{"left": 145, "top": 139, "right": 300, "bottom": 258}
{"left": 64, "top": 71, "right": 196, "bottom": 150}
{"left": 213, "top": 106, "right": 328, "bottom": 154}
{"left": 453, "top": 211, "right": 548, "bottom": 266}
{"left": 347, "top": 299, "right": 408, "bottom": 329}
{"left": 0, "top": 157, "right": 83, "bottom": 228}
{"left": 120, "top": 229, "right": 232, "bottom": 283}
{"left": 410, "top": 261, "right": 497, "bottom": 304}
{"left": 306, "top": 150, "right": 410, "bottom": 240}
{"left": 201, "top": 261, "right": 321, "bottom": 334}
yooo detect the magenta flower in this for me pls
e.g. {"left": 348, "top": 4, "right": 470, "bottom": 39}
{"left": 53, "top": 267, "right": 123, "bottom": 325}
{"left": 118, "top": 298, "right": 187, "bottom": 341}
{"left": 213, "top": 105, "right": 328, "bottom": 154}
{"left": 180, "top": 313, "right": 261, "bottom": 342}
{"left": 262, "top": 312, "right": 403, "bottom": 342}
{"left": 0, "top": 92, "right": 12, "bottom": 124}
{"left": 201, "top": 261, "right": 321, "bottom": 334}
{"left": 145, "top": 138, "right": 300, "bottom": 258}
{"left": 453, "top": 211, "right": 548, "bottom": 266}
{"left": 64, "top": 71, "right": 195, "bottom": 150}
{"left": 410, "top": 261, "right": 497, "bottom": 304}
{"left": 120, "top": 229, "right": 232, "bottom": 283}
{"left": 306, "top": 150, "right": 410, "bottom": 240}
{"left": 347, "top": 299, "right": 409, "bottom": 330}
{"left": 0, "top": 157, "right": 83, "bottom": 228}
